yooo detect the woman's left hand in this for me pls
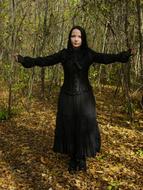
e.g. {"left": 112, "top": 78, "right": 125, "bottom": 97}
{"left": 129, "top": 48, "right": 136, "bottom": 56}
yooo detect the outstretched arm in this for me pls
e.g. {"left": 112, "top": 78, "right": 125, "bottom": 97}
{"left": 91, "top": 49, "right": 132, "bottom": 64}
{"left": 15, "top": 49, "right": 65, "bottom": 68}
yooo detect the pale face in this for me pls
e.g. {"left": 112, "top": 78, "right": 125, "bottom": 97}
{"left": 70, "top": 29, "right": 82, "bottom": 48}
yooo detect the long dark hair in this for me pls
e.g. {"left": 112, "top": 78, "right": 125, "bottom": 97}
{"left": 67, "top": 26, "right": 88, "bottom": 50}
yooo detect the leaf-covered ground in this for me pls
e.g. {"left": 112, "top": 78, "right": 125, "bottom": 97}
{"left": 0, "top": 86, "right": 143, "bottom": 190}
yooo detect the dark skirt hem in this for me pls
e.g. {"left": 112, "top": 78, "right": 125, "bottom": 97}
{"left": 53, "top": 147, "right": 100, "bottom": 158}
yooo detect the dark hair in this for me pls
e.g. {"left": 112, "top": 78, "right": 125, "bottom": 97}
{"left": 67, "top": 26, "right": 88, "bottom": 50}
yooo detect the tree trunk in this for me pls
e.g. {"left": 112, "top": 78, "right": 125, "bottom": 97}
{"left": 8, "top": 0, "right": 16, "bottom": 116}
{"left": 97, "top": 21, "right": 108, "bottom": 90}
{"left": 136, "top": 0, "right": 143, "bottom": 81}
{"left": 122, "top": 0, "right": 133, "bottom": 121}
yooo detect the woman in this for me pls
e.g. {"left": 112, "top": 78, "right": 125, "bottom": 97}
{"left": 15, "top": 26, "right": 132, "bottom": 173}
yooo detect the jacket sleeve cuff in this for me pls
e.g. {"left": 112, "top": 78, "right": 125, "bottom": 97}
{"left": 17, "top": 55, "right": 35, "bottom": 68}
{"left": 118, "top": 49, "right": 132, "bottom": 63}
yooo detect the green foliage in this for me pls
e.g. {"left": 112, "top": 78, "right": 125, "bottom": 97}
{"left": 124, "top": 101, "right": 134, "bottom": 114}
{"left": 0, "top": 107, "right": 23, "bottom": 121}
{"left": 0, "top": 108, "right": 8, "bottom": 121}
{"left": 136, "top": 149, "right": 143, "bottom": 157}
{"left": 107, "top": 181, "right": 120, "bottom": 190}
{"left": 96, "top": 154, "right": 107, "bottom": 161}
{"left": 12, "top": 81, "right": 28, "bottom": 93}
{"left": 69, "top": 0, "right": 80, "bottom": 6}
{"left": 89, "top": 66, "right": 98, "bottom": 82}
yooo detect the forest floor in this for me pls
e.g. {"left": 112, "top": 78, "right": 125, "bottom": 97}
{"left": 0, "top": 85, "right": 143, "bottom": 190}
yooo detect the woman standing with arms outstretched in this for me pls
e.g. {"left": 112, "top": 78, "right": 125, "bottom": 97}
{"left": 15, "top": 26, "right": 132, "bottom": 173}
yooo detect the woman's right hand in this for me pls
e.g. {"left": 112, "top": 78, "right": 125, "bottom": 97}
{"left": 13, "top": 54, "right": 19, "bottom": 62}
{"left": 13, "top": 54, "right": 24, "bottom": 63}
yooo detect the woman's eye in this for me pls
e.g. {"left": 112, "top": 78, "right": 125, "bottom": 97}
{"left": 71, "top": 35, "right": 81, "bottom": 38}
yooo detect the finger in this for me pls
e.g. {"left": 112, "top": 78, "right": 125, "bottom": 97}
{"left": 129, "top": 48, "right": 135, "bottom": 56}
{"left": 14, "top": 54, "right": 18, "bottom": 62}
{"left": 132, "top": 49, "right": 136, "bottom": 55}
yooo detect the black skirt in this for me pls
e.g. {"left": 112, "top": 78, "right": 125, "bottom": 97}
{"left": 53, "top": 89, "right": 101, "bottom": 158}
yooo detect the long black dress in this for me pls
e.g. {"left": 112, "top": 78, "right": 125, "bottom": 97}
{"left": 18, "top": 48, "right": 131, "bottom": 158}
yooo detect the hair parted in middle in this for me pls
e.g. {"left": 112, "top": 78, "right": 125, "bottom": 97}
{"left": 67, "top": 26, "right": 88, "bottom": 50}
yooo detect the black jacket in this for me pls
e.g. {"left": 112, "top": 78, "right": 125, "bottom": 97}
{"left": 18, "top": 48, "right": 131, "bottom": 95}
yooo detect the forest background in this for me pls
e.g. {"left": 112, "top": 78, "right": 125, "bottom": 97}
{"left": 0, "top": 0, "right": 143, "bottom": 118}
{"left": 0, "top": 0, "right": 143, "bottom": 190}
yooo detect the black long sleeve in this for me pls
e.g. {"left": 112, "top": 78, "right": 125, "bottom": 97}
{"left": 90, "top": 49, "right": 132, "bottom": 64}
{"left": 18, "top": 49, "right": 66, "bottom": 68}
